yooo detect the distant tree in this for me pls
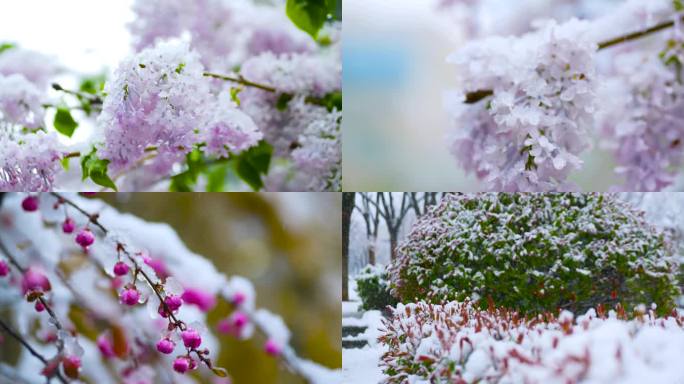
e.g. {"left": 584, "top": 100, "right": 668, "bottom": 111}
{"left": 356, "top": 193, "right": 381, "bottom": 265}
{"left": 342, "top": 192, "right": 355, "bottom": 301}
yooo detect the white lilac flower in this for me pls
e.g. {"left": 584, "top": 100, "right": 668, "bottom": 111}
{"left": 292, "top": 110, "right": 342, "bottom": 191}
{"left": 599, "top": 50, "right": 684, "bottom": 191}
{"left": 0, "top": 131, "right": 63, "bottom": 191}
{"left": 0, "top": 74, "right": 46, "bottom": 129}
{"left": 0, "top": 49, "right": 58, "bottom": 89}
{"left": 446, "top": 18, "right": 597, "bottom": 191}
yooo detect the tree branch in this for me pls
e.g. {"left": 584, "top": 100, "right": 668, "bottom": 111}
{"left": 203, "top": 72, "right": 277, "bottom": 93}
{"left": 0, "top": 317, "right": 68, "bottom": 384}
{"left": 463, "top": 15, "right": 684, "bottom": 104}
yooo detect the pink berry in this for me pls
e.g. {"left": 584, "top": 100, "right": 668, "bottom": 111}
{"left": 264, "top": 339, "right": 281, "bottom": 356}
{"left": 181, "top": 328, "right": 202, "bottom": 349}
{"left": 182, "top": 288, "right": 216, "bottom": 312}
{"left": 97, "top": 333, "right": 115, "bottom": 358}
{"left": 21, "top": 196, "right": 39, "bottom": 212}
{"left": 62, "top": 355, "right": 81, "bottom": 379}
{"left": 231, "top": 292, "right": 246, "bottom": 306}
{"left": 173, "top": 357, "right": 191, "bottom": 373}
{"left": 120, "top": 287, "right": 140, "bottom": 306}
{"left": 231, "top": 312, "right": 248, "bottom": 329}
{"left": 21, "top": 268, "right": 51, "bottom": 294}
{"left": 62, "top": 218, "right": 76, "bottom": 234}
{"left": 35, "top": 300, "right": 45, "bottom": 312}
{"left": 75, "top": 228, "right": 95, "bottom": 248}
{"left": 156, "top": 338, "right": 175, "bottom": 354}
{"left": 113, "top": 262, "right": 129, "bottom": 276}
{"left": 0, "top": 260, "right": 9, "bottom": 277}
{"left": 164, "top": 295, "right": 183, "bottom": 312}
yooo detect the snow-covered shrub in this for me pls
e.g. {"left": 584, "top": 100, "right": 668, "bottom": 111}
{"left": 0, "top": 193, "right": 338, "bottom": 383}
{"left": 391, "top": 193, "right": 681, "bottom": 316}
{"left": 355, "top": 265, "right": 398, "bottom": 311}
{"left": 379, "top": 300, "right": 684, "bottom": 384}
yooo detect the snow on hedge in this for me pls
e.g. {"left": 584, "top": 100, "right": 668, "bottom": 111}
{"left": 379, "top": 300, "right": 684, "bottom": 384}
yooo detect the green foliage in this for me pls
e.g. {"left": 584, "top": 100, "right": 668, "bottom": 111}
{"left": 170, "top": 141, "right": 273, "bottom": 192}
{"left": 81, "top": 148, "right": 117, "bottom": 191}
{"left": 0, "top": 42, "right": 16, "bottom": 54}
{"left": 392, "top": 193, "right": 681, "bottom": 316}
{"left": 78, "top": 74, "right": 107, "bottom": 115}
{"left": 356, "top": 265, "right": 398, "bottom": 311}
{"left": 234, "top": 141, "right": 273, "bottom": 191}
{"left": 54, "top": 108, "right": 78, "bottom": 137}
{"left": 170, "top": 149, "right": 206, "bottom": 192}
{"left": 675, "top": 0, "right": 684, "bottom": 12}
{"left": 286, "top": 0, "right": 339, "bottom": 40}
{"left": 306, "top": 91, "right": 342, "bottom": 112}
{"left": 276, "top": 93, "right": 295, "bottom": 111}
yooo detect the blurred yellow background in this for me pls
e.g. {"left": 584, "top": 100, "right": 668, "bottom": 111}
{"left": 99, "top": 193, "right": 341, "bottom": 383}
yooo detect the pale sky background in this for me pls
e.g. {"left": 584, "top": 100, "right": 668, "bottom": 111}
{"left": 0, "top": 0, "right": 134, "bottom": 188}
{"left": 0, "top": 0, "right": 133, "bottom": 73}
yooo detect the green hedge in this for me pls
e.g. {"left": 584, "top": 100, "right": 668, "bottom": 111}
{"left": 355, "top": 264, "right": 398, "bottom": 311}
{"left": 390, "top": 193, "right": 681, "bottom": 316}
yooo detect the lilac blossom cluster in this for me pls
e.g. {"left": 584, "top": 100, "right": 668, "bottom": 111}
{"left": 240, "top": 51, "right": 342, "bottom": 191}
{"left": 446, "top": 19, "right": 597, "bottom": 191}
{"left": 0, "top": 66, "right": 62, "bottom": 191}
{"left": 97, "top": 40, "right": 261, "bottom": 176}
{"left": 444, "top": 0, "right": 684, "bottom": 191}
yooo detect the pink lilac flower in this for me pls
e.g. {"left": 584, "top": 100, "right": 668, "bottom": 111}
{"left": 0, "top": 49, "right": 58, "bottom": 89}
{"left": 98, "top": 40, "right": 259, "bottom": 177}
{"left": 445, "top": 19, "right": 597, "bottom": 191}
{"left": 0, "top": 74, "right": 45, "bottom": 128}
{"left": 0, "top": 131, "right": 63, "bottom": 192}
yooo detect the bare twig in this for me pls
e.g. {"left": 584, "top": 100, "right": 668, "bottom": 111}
{"left": 0, "top": 318, "right": 68, "bottom": 384}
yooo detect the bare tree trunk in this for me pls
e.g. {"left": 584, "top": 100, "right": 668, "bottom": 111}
{"left": 342, "top": 192, "right": 355, "bottom": 301}
{"left": 368, "top": 246, "right": 376, "bottom": 265}
{"left": 389, "top": 230, "right": 398, "bottom": 261}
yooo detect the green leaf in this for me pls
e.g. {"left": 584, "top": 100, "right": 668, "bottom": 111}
{"left": 81, "top": 148, "right": 117, "bottom": 191}
{"left": 306, "top": 90, "right": 342, "bottom": 112}
{"left": 61, "top": 157, "right": 70, "bottom": 171}
{"left": 234, "top": 141, "right": 273, "bottom": 191}
{"left": 54, "top": 108, "right": 79, "bottom": 137}
{"left": 230, "top": 87, "right": 242, "bottom": 106}
{"left": 276, "top": 93, "right": 294, "bottom": 111}
{"left": 169, "top": 149, "right": 204, "bottom": 192}
{"left": 206, "top": 163, "right": 229, "bottom": 192}
{"left": 675, "top": 0, "right": 684, "bottom": 11}
{"left": 0, "top": 42, "right": 16, "bottom": 54}
{"left": 286, "top": 0, "right": 338, "bottom": 40}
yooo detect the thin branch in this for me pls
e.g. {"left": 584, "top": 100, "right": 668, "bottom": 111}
{"left": 464, "top": 15, "right": 684, "bottom": 104}
{"left": 203, "top": 72, "right": 277, "bottom": 93}
{"left": 0, "top": 318, "right": 68, "bottom": 384}
{"left": 0, "top": 237, "right": 64, "bottom": 333}
{"left": 52, "top": 83, "right": 103, "bottom": 105}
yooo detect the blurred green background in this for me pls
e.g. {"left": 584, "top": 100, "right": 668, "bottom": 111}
{"left": 99, "top": 193, "right": 342, "bottom": 383}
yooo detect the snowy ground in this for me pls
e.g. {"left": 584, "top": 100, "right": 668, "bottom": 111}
{"left": 342, "top": 278, "right": 386, "bottom": 383}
